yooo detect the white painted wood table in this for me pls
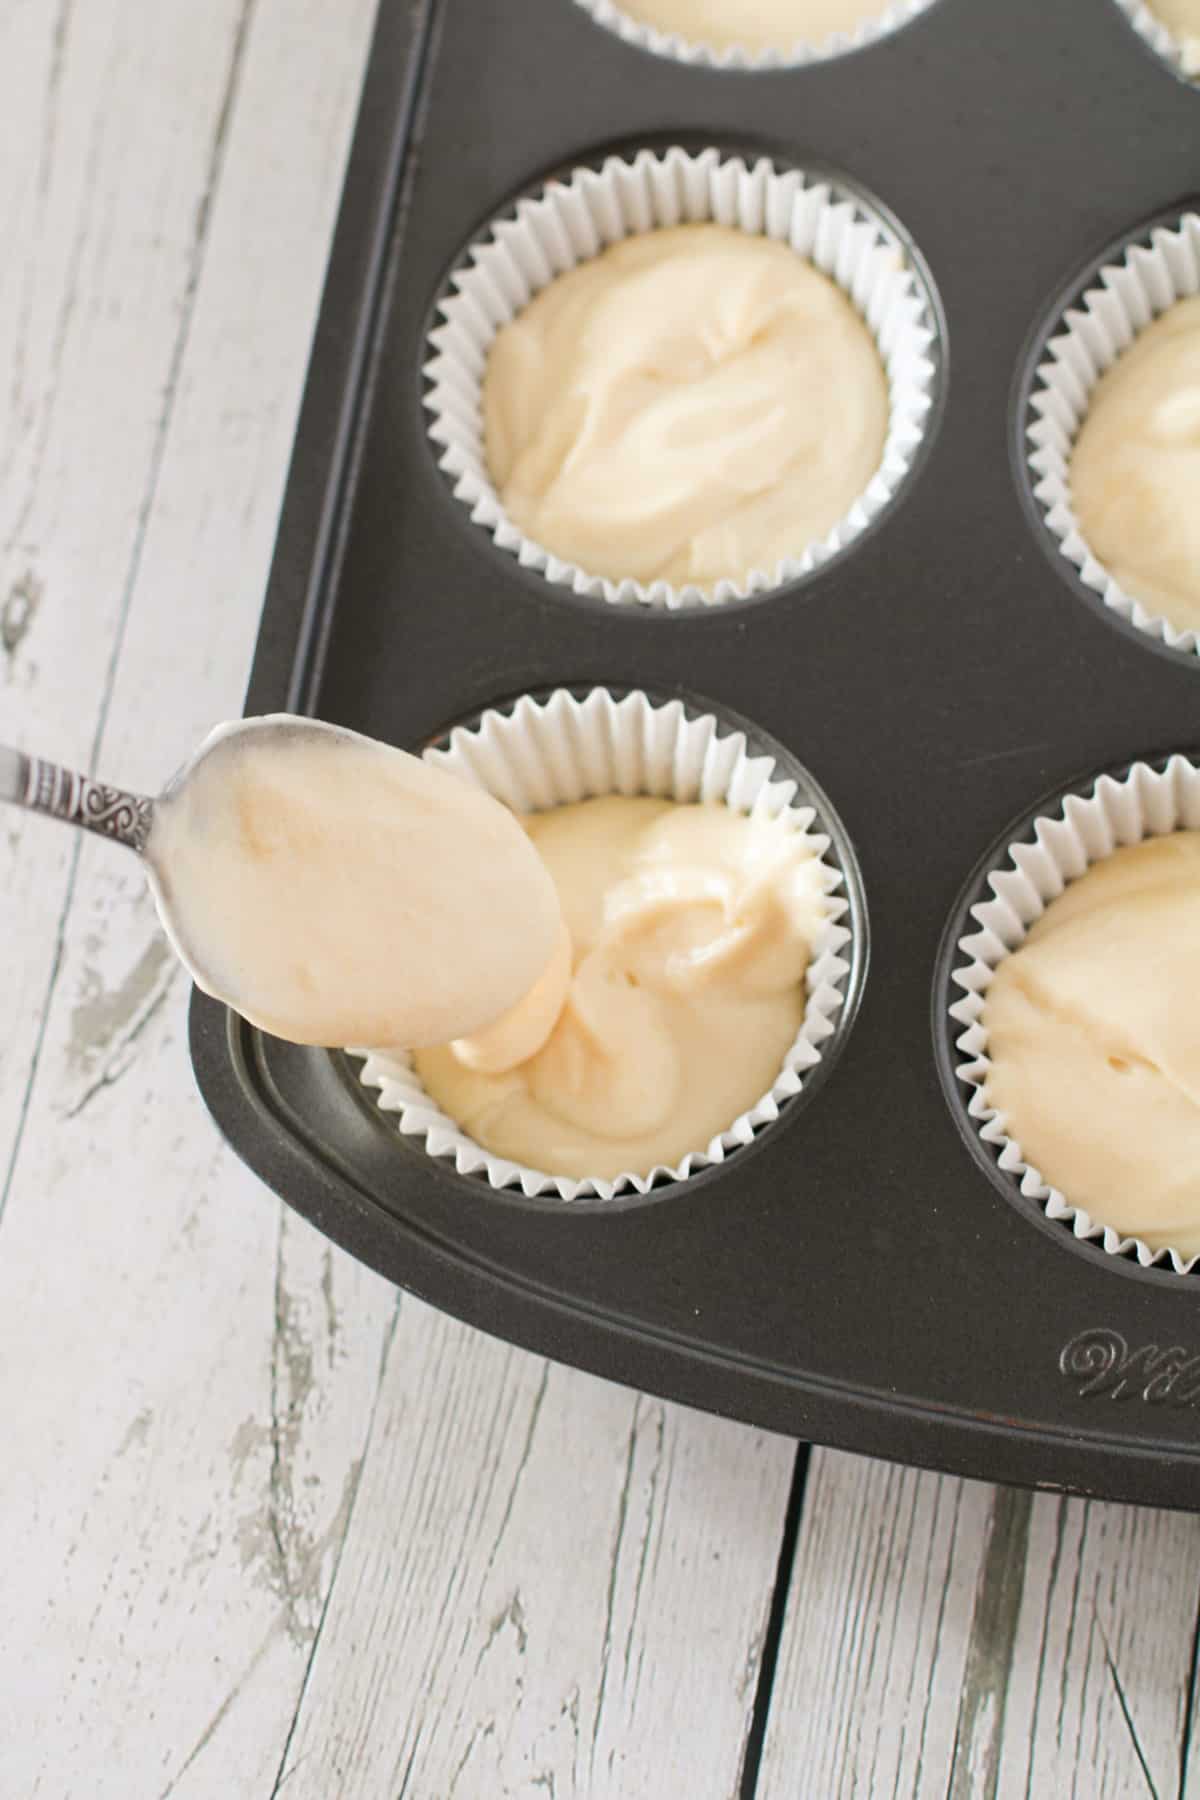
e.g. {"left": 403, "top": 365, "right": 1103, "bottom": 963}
{"left": 2, "top": 5, "right": 1199, "bottom": 1796}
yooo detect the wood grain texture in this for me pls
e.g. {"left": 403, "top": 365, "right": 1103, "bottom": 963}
{"left": 758, "top": 1450, "right": 993, "bottom": 1799}
{"left": 0, "top": 1, "right": 388, "bottom": 1794}
{"left": 762, "top": 1452, "right": 1200, "bottom": 1800}
{"left": 989, "top": 1496, "right": 1200, "bottom": 1800}
{"left": 0, "top": 0, "right": 249, "bottom": 1168}
{"left": 275, "top": 1300, "right": 794, "bottom": 1800}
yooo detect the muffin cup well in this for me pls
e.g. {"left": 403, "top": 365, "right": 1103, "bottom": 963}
{"left": 1112, "top": 0, "right": 1200, "bottom": 83}
{"left": 570, "top": 0, "right": 938, "bottom": 70}
{"left": 350, "top": 687, "right": 862, "bottom": 1203}
{"left": 947, "top": 754, "right": 1200, "bottom": 1274}
{"left": 1023, "top": 208, "right": 1200, "bottom": 658}
{"left": 424, "top": 147, "right": 941, "bottom": 610}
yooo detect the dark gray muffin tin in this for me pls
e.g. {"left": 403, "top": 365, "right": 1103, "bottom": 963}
{"left": 190, "top": 0, "right": 1200, "bottom": 1507}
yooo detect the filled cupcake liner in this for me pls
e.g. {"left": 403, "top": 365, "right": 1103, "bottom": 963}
{"left": 351, "top": 687, "right": 856, "bottom": 1202}
{"left": 570, "top": 0, "right": 938, "bottom": 70}
{"left": 1025, "top": 209, "right": 1200, "bottom": 656}
{"left": 424, "top": 147, "right": 939, "bottom": 610}
{"left": 949, "top": 755, "right": 1200, "bottom": 1273}
{"left": 1112, "top": 0, "right": 1200, "bottom": 80}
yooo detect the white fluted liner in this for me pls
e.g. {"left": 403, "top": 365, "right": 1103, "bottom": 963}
{"left": 1026, "top": 210, "right": 1200, "bottom": 656}
{"left": 424, "top": 148, "right": 939, "bottom": 610}
{"left": 950, "top": 756, "right": 1200, "bottom": 1273}
{"left": 1112, "top": 0, "right": 1200, "bottom": 80}
{"left": 571, "top": 0, "right": 937, "bottom": 69}
{"left": 352, "top": 688, "right": 857, "bottom": 1202}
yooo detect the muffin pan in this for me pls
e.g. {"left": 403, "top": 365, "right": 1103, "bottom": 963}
{"left": 191, "top": 0, "right": 1200, "bottom": 1507}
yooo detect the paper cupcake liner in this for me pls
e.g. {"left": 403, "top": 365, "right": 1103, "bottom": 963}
{"left": 351, "top": 687, "right": 859, "bottom": 1202}
{"left": 1025, "top": 208, "right": 1200, "bottom": 657}
{"left": 1112, "top": 0, "right": 1200, "bottom": 81}
{"left": 949, "top": 754, "right": 1200, "bottom": 1274}
{"left": 424, "top": 147, "right": 939, "bottom": 610}
{"left": 570, "top": 0, "right": 938, "bottom": 70}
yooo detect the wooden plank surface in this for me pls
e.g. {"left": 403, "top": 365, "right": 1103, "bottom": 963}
{"left": 761, "top": 1451, "right": 1200, "bottom": 1800}
{"left": 991, "top": 1494, "right": 1200, "bottom": 1800}
{"left": 0, "top": 0, "right": 256, "bottom": 1166}
{"left": 0, "top": 1, "right": 392, "bottom": 1793}
{"left": 274, "top": 1302, "right": 795, "bottom": 1800}
{"left": 758, "top": 1452, "right": 993, "bottom": 1799}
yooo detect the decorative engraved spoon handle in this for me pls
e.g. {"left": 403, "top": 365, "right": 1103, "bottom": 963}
{"left": 0, "top": 745, "right": 155, "bottom": 855}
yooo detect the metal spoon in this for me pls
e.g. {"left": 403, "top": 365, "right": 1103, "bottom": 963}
{"left": 0, "top": 742, "right": 157, "bottom": 853}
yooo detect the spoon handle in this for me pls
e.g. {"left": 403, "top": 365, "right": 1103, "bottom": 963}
{"left": 0, "top": 745, "right": 154, "bottom": 854}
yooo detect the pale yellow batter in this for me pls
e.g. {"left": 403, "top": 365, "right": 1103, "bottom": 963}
{"left": 612, "top": 0, "right": 897, "bottom": 52}
{"left": 416, "top": 795, "right": 828, "bottom": 1180}
{"left": 147, "top": 721, "right": 562, "bottom": 1050}
{"left": 1070, "top": 296, "right": 1200, "bottom": 632}
{"left": 983, "top": 834, "right": 1200, "bottom": 1256}
{"left": 1146, "top": 0, "right": 1200, "bottom": 73}
{"left": 484, "top": 224, "right": 889, "bottom": 592}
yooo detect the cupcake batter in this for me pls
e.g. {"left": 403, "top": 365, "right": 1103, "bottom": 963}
{"left": 1145, "top": 0, "right": 1200, "bottom": 73}
{"left": 147, "top": 720, "right": 563, "bottom": 1050}
{"left": 983, "top": 834, "right": 1200, "bottom": 1256}
{"left": 484, "top": 224, "right": 889, "bottom": 592}
{"left": 1070, "top": 295, "right": 1200, "bottom": 631}
{"left": 610, "top": 0, "right": 898, "bottom": 52}
{"left": 416, "top": 795, "right": 829, "bottom": 1180}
